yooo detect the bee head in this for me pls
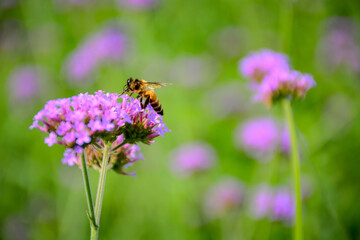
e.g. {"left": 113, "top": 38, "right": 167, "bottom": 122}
{"left": 121, "top": 77, "right": 133, "bottom": 94}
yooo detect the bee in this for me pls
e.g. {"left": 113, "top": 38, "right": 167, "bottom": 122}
{"left": 121, "top": 77, "right": 169, "bottom": 115}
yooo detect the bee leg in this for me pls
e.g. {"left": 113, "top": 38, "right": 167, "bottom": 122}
{"left": 143, "top": 96, "right": 150, "bottom": 109}
{"left": 137, "top": 96, "right": 144, "bottom": 108}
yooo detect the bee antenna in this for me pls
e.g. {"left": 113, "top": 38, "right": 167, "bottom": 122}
{"left": 121, "top": 84, "right": 128, "bottom": 95}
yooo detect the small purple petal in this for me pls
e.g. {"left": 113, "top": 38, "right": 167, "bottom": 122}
{"left": 76, "top": 130, "right": 91, "bottom": 145}
{"left": 63, "top": 131, "right": 76, "bottom": 144}
{"left": 62, "top": 149, "right": 78, "bottom": 166}
{"left": 74, "top": 145, "right": 83, "bottom": 154}
{"left": 56, "top": 122, "right": 72, "bottom": 136}
{"left": 45, "top": 132, "right": 58, "bottom": 146}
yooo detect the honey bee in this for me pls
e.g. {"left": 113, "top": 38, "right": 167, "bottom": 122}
{"left": 121, "top": 77, "right": 169, "bottom": 115}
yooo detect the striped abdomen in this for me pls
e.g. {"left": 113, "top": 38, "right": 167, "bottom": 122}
{"left": 146, "top": 91, "right": 163, "bottom": 115}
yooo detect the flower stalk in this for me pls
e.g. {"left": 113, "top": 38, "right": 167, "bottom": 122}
{"left": 282, "top": 99, "right": 302, "bottom": 240}
{"left": 80, "top": 153, "right": 97, "bottom": 229}
{"left": 30, "top": 91, "right": 171, "bottom": 239}
{"left": 91, "top": 141, "right": 112, "bottom": 240}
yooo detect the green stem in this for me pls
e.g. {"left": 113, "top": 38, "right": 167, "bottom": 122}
{"left": 90, "top": 142, "right": 112, "bottom": 240}
{"left": 111, "top": 140, "right": 128, "bottom": 152}
{"left": 282, "top": 99, "right": 303, "bottom": 240}
{"left": 80, "top": 152, "right": 96, "bottom": 229}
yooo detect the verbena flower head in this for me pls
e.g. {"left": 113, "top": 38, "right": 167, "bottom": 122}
{"left": 234, "top": 118, "right": 279, "bottom": 161}
{"left": 239, "top": 49, "right": 290, "bottom": 83}
{"left": 203, "top": 178, "right": 244, "bottom": 218}
{"left": 170, "top": 141, "right": 216, "bottom": 178}
{"left": 255, "top": 69, "right": 316, "bottom": 107}
{"left": 250, "top": 185, "right": 295, "bottom": 225}
{"left": 250, "top": 184, "right": 274, "bottom": 219}
{"left": 65, "top": 26, "right": 128, "bottom": 82}
{"left": 30, "top": 91, "right": 170, "bottom": 173}
{"left": 272, "top": 189, "right": 294, "bottom": 223}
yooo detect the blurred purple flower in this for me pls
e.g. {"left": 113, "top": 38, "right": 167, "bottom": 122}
{"left": 30, "top": 91, "right": 170, "bottom": 170}
{"left": 3, "top": 215, "right": 29, "bottom": 240}
{"left": 234, "top": 118, "right": 279, "bottom": 161}
{"left": 7, "top": 65, "right": 42, "bottom": 102}
{"left": 203, "top": 178, "right": 244, "bottom": 218}
{"left": 29, "top": 23, "right": 62, "bottom": 57}
{"left": 317, "top": 17, "right": 360, "bottom": 73}
{"left": 322, "top": 94, "right": 354, "bottom": 132}
{"left": 239, "top": 49, "right": 290, "bottom": 83}
{"left": 202, "top": 82, "right": 252, "bottom": 119}
{"left": 255, "top": 69, "right": 316, "bottom": 107}
{"left": 117, "top": 0, "right": 157, "bottom": 9}
{"left": 272, "top": 189, "right": 294, "bottom": 223}
{"left": 0, "top": 0, "right": 18, "bottom": 8}
{"left": 171, "top": 141, "right": 216, "bottom": 178}
{"left": 250, "top": 185, "right": 296, "bottom": 225}
{"left": 170, "top": 56, "right": 220, "bottom": 88}
{"left": 250, "top": 184, "right": 274, "bottom": 219}
{"left": 0, "top": 19, "right": 24, "bottom": 52}
{"left": 208, "top": 26, "right": 248, "bottom": 59}
{"left": 65, "top": 26, "right": 128, "bottom": 83}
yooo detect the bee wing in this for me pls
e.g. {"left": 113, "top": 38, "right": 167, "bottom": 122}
{"left": 145, "top": 82, "right": 172, "bottom": 89}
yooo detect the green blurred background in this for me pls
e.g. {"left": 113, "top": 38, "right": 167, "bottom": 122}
{"left": 1, "top": 0, "right": 360, "bottom": 239}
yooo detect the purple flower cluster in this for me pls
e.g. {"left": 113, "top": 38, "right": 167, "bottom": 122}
{"left": 272, "top": 189, "right": 294, "bottom": 222}
{"left": 250, "top": 185, "right": 294, "bottom": 224}
{"left": 234, "top": 118, "right": 290, "bottom": 161}
{"left": 30, "top": 90, "right": 170, "bottom": 168}
{"left": 239, "top": 49, "right": 290, "bottom": 83}
{"left": 170, "top": 141, "right": 216, "bottom": 178}
{"left": 239, "top": 49, "right": 316, "bottom": 106}
{"left": 65, "top": 26, "right": 128, "bottom": 82}
{"left": 203, "top": 178, "right": 244, "bottom": 218}
{"left": 255, "top": 69, "right": 316, "bottom": 107}
{"left": 250, "top": 185, "right": 273, "bottom": 219}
